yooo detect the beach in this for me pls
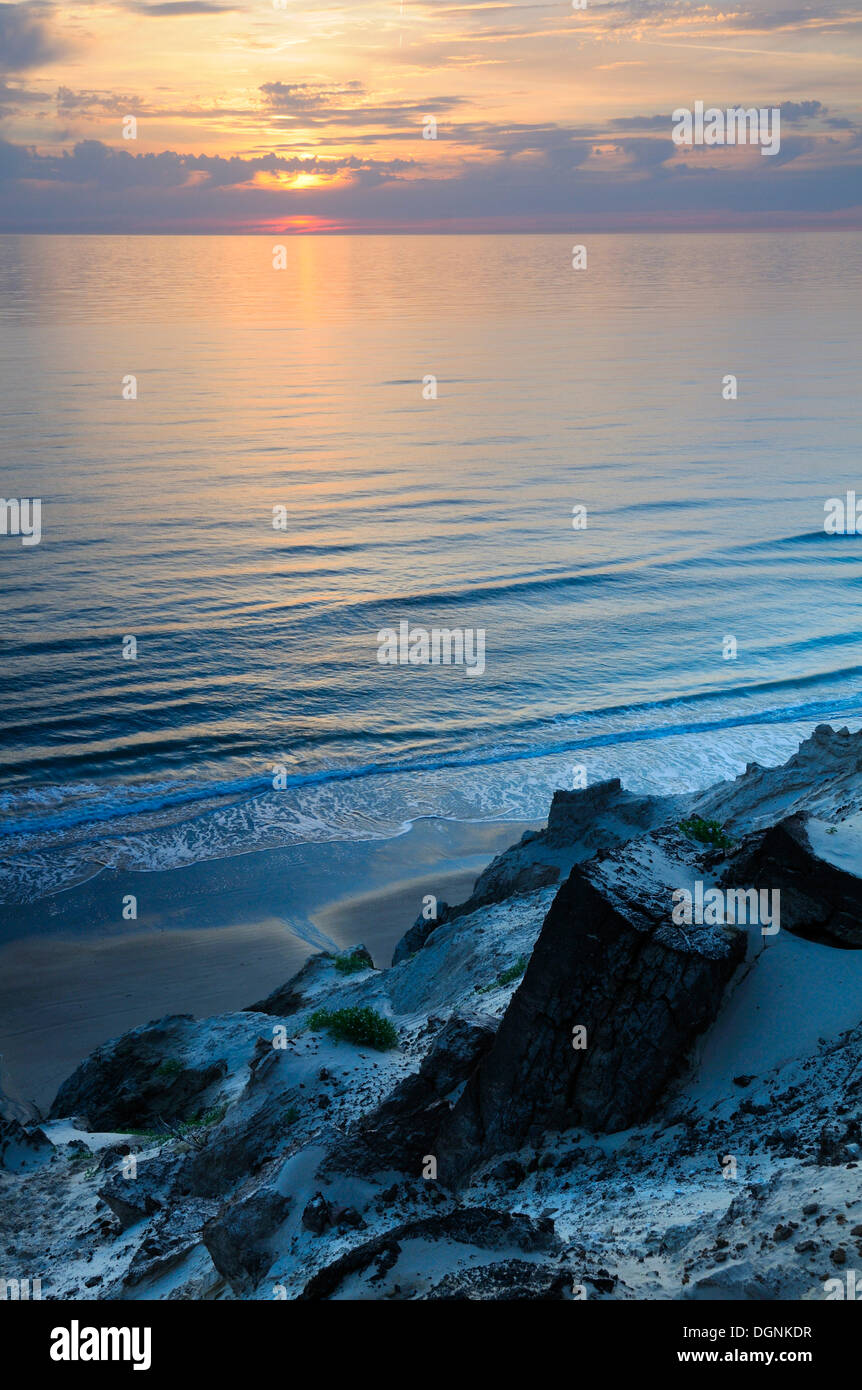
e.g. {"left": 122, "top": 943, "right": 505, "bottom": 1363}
{"left": 0, "top": 817, "right": 535, "bottom": 1111}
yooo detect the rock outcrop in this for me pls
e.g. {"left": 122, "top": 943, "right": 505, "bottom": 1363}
{"left": 49, "top": 1015, "right": 229, "bottom": 1131}
{"left": 8, "top": 728, "right": 862, "bottom": 1303}
{"left": 729, "top": 813, "right": 862, "bottom": 948}
{"left": 391, "top": 903, "right": 453, "bottom": 966}
{"left": 0, "top": 1117, "right": 54, "bottom": 1172}
{"left": 324, "top": 1012, "right": 498, "bottom": 1176}
{"left": 246, "top": 943, "right": 374, "bottom": 1014}
{"left": 203, "top": 1185, "right": 292, "bottom": 1294}
{"left": 464, "top": 778, "right": 680, "bottom": 911}
{"left": 299, "top": 1208, "right": 561, "bottom": 1299}
{"left": 690, "top": 724, "right": 862, "bottom": 831}
{"left": 437, "top": 834, "right": 746, "bottom": 1180}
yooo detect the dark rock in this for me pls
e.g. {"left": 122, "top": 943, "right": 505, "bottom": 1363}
{"left": 179, "top": 1085, "right": 300, "bottom": 1198}
{"left": 486, "top": 1157, "right": 526, "bottom": 1186}
{"left": 426, "top": 1259, "right": 573, "bottom": 1300}
{"left": 121, "top": 1198, "right": 220, "bottom": 1290}
{"left": 817, "top": 1119, "right": 861, "bottom": 1166}
{"left": 49, "top": 1015, "right": 228, "bottom": 1131}
{"left": 97, "top": 1142, "right": 133, "bottom": 1171}
{"left": 392, "top": 903, "right": 452, "bottom": 966}
{"left": 98, "top": 1153, "right": 177, "bottom": 1230}
{"left": 469, "top": 863, "right": 560, "bottom": 909}
{"left": 462, "top": 780, "right": 679, "bottom": 918}
{"left": 203, "top": 1185, "right": 292, "bottom": 1293}
{"left": 332, "top": 1205, "right": 365, "bottom": 1230}
{"left": 300, "top": 1207, "right": 560, "bottom": 1299}
{"left": 323, "top": 1012, "right": 498, "bottom": 1176}
{"left": 302, "top": 1192, "right": 333, "bottom": 1235}
{"left": 0, "top": 1118, "right": 54, "bottom": 1172}
{"left": 544, "top": 780, "right": 669, "bottom": 850}
{"left": 437, "top": 849, "right": 745, "bottom": 1180}
{"left": 730, "top": 814, "right": 862, "bottom": 948}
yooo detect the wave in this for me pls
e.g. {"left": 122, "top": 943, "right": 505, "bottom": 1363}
{"left": 3, "top": 681, "right": 861, "bottom": 844}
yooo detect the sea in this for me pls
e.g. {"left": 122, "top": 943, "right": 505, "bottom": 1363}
{"left": 1, "top": 231, "right": 861, "bottom": 904}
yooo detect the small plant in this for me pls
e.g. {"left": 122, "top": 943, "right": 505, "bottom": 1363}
{"left": 334, "top": 951, "right": 371, "bottom": 976}
{"left": 155, "top": 1057, "right": 183, "bottom": 1078}
{"left": 497, "top": 955, "right": 528, "bottom": 987}
{"left": 186, "top": 1103, "right": 228, "bottom": 1129}
{"left": 678, "top": 816, "right": 733, "bottom": 850}
{"left": 307, "top": 1005, "right": 398, "bottom": 1051}
{"left": 123, "top": 1103, "right": 228, "bottom": 1144}
{"left": 478, "top": 955, "right": 528, "bottom": 993}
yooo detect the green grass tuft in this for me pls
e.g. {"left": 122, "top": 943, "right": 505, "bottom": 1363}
{"left": 154, "top": 1057, "right": 183, "bottom": 1077}
{"left": 307, "top": 1005, "right": 398, "bottom": 1051}
{"left": 478, "top": 954, "right": 528, "bottom": 993}
{"left": 334, "top": 951, "right": 371, "bottom": 975}
{"left": 123, "top": 1102, "right": 228, "bottom": 1143}
{"left": 678, "top": 816, "right": 733, "bottom": 850}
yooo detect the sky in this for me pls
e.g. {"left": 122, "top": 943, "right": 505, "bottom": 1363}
{"left": 0, "top": 0, "right": 860, "bottom": 231}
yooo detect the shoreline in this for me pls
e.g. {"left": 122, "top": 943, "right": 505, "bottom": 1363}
{"left": 0, "top": 817, "right": 537, "bottom": 1111}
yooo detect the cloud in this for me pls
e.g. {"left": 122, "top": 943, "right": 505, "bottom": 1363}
{"left": 124, "top": 2, "right": 240, "bottom": 14}
{"left": 259, "top": 81, "right": 466, "bottom": 128}
{"left": 0, "top": 2, "right": 69, "bottom": 73}
{"left": 0, "top": 79, "right": 45, "bottom": 113}
{"left": 56, "top": 85, "right": 138, "bottom": 115}
{"left": 0, "top": 124, "right": 859, "bottom": 232}
{"left": 609, "top": 114, "right": 674, "bottom": 131}
{"left": 780, "top": 100, "right": 827, "bottom": 121}
{"left": 0, "top": 137, "right": 412, "bottom": 188}
{"left": 615, "top": 135, "right": 677, "bottom": 166}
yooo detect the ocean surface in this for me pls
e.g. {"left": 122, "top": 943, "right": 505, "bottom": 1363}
{"left": 1, "top": 231, "right": 861, "bottom": 904}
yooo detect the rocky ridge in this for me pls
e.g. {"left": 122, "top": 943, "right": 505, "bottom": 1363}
{"left": 1, "top": 724, "right": 860, "bottom": 1301}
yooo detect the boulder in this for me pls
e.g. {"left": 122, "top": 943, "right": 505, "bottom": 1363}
{"left": 437, "top": 841, "right": 745, "bottom": 1180}
{"left": 323, "top": 1012, "right": 498, "bottom": 1176}
{"left": 49, "top": 1015, "right": 227, "bottom": 1131}
{"left": 300, "top": 1208, "right": 560, "bottom": 1299}
{"left": 729, "top": 814, "right": 862, "bottom": 948}
{"left": 462, "top": 779, "right": 678, "bottom": 914}
{"left": 391, "top": 903, "right": 452, "bottom": 966}
{"left": 0, "top": 1118, "right": 54, "bottom": 1172}
{"left": 98, "top": 1152, "right": 178, "bottom": 1230}
{"left": 203, "top": 1185, "right": 292, "bottom": 1293}
{"left": 301, "top": 1192, "right": 332, "bottom": 1235}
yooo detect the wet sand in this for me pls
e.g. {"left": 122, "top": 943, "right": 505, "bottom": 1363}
{"left": 0, "top": 818, "right": 536, "bottom": 1111}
